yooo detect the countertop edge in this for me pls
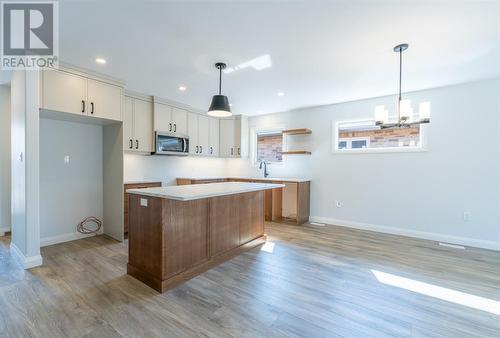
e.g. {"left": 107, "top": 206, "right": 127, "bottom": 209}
{"left": 177, "top": 177, "right": 311, "bottom": 183}
{"left": 127, "top": 184, "right": 285, "bottom": 201}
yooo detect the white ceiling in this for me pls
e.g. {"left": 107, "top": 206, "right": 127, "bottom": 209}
{"left": 16, "top": 1, "right": 500, "bottom": 115}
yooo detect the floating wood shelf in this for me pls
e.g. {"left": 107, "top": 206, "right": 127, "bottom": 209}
{"left": 282, "top": 128, "right": 312, "bottom": 135}
{"left": 281, "top": 151, "right": 312, "bottom": 155}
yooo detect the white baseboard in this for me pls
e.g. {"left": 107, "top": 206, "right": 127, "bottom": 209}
{"left": 40, "top": 229, "right": 104, "bottom": 247}
{"left": 10, "top": 243, "right": 43, "bottom": 269}
{"left": 309, "top": 216, "right": 500, "bottom": 252}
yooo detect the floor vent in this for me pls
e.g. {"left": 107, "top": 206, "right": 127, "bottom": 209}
{"left": 439, "top": 242, "right": 466, "bottom": 250}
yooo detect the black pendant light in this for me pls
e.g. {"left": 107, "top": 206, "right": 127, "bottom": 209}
{"left": 208, "top": 62, "right": 232, "bottom": 117}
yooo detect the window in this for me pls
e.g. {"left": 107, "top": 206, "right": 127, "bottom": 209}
{"left": 333, "top": 119, "right": 425, "bottom": 153}
{"left": 257, "top": 132, "right": 283, "bottom": 163}
{"left": 338, "top": 137, "right": 370, "bottom": 150}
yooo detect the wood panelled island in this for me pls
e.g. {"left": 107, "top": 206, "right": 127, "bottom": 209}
{"left": 126, "top": 182, "right": 284, "bottom": 292}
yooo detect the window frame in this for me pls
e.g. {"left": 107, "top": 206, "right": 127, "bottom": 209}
{"left": 251, "top": 126, "right": 287, "bottom": 166}
{"left": 332, "top": 119, "right": 428, "bottom": 154}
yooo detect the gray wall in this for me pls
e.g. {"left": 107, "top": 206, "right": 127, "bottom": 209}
{"left": 39, "top": 118, "right": 103, "bottom": 242}
{"left": 227, "top": 79, "right": 500, "bottom": 250}
{"left": 0, "top": 85, "right": 11, "bottom": 233}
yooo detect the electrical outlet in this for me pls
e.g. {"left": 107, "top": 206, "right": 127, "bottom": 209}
{"left": 336, "top": 200, "right": 343, "bottom": 208}
{"left": 463, "top": 211, "right": 472, "bottom": 221}
{"left": 64, "top": 155, "right": 70, "bottom": 164}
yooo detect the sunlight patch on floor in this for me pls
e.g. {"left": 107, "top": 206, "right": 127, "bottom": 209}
{"left": 372, "top": 270, "right": 500, "bottom": 316}
{"left": 261, "top": 242, "right": 275, "bottom": 253}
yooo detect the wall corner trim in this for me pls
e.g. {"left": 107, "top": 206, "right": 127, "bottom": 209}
{"left": 9, "top": 242, "right": 43, "bottom": 269}
{"left": 309, "top": 216, "right": 500, "bottom": 252}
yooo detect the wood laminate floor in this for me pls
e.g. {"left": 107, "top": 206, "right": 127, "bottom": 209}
{"left": 1, "top": 223, "right": 500, "bottom": 338}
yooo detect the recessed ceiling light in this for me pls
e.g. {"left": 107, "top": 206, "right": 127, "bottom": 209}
{"left": 179, "top": 86, "right": 187, "bottom": 91}
{"left": 95, "top": 58, "right": 106, "bottom": 64}
{"left": 277, "top": 91, "right": 285, "bottom": 97}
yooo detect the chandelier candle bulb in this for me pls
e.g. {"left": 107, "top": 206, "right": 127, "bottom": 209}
{"left": 419, "top": 102, "right": 431, "bottom": 122}
{"left": 400, "top": 99, "right": 412, "bottom": 119}
{"left": 374, "top": 105, "right": 386, "bottom": 123}
{"left": 407, "top": 107, "right": 414, "bottom": 122}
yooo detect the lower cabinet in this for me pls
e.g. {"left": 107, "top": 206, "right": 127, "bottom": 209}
{"left": 209, "top": 194, "right": 240, "bottom": 255}
{"left": 124, "top": 182, "right": 161, "bottom": 235}
{"left": 238, "top": 191, "right": 265, "bottom": 244}
{"left": 127, "top": 190, "right": 265, "bottom": 292}
{"left": 162, "top": 199, "right": 209, "bottom": 278}
{"left": 209, "top": 191, "right": 264, "bottom": 256}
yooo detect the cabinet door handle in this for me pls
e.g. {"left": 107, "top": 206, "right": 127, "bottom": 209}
{"left": 135, "top": 140, "right": 139, "bottom": 149}
{"left": 90, "top": 102, "right": 94, "bottom": 115}
{"left": 231, "top": 148, "right": 233, "bottom": 156}
{"left": 169, "top": 123, "right": 172, "bottom": 132}
{"left": 200, "top": 145, "right": 202, "bottom": 153}
{"left": 238, "top": 147, "right": 240, "bottom": 155}
{"left": 129, "top": 139, "right": 133, "bottom": 149}
{"left": 173, "top": 124, "right": 177, "bottom": 132}
{"left": 82, "top": 100, "right": 85, "bottom": 113}
{"left": 195, "top": 145, "right": 199, "bottom": 153}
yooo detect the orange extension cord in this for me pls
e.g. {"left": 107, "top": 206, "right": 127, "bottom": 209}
{"left": 76, "top": 216, "right": 102, "bottom": 235}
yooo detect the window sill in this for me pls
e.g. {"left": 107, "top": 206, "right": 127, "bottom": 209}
{"left": 333, "top": 147, "right": 428, "bottom": 154}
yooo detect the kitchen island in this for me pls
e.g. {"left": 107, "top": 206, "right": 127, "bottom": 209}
{"left": 126, "top": 182, "right": 284, "bottom": 292}
{"left": 177, "top": 177, "right": 311, "bottom": 224}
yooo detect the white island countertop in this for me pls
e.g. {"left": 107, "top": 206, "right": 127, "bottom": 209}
{"left": 243, "top": 177, "right": 310, "bottom": 183}
{"left": 177, "top": 176, "right": 310, "bottom": 183}
{"left": 127, "top": 182, "right": 285, "bottom": 201}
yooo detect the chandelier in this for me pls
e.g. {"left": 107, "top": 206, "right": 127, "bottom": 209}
{"left": 375, "top": 44, "right": 431, "bottom": 129}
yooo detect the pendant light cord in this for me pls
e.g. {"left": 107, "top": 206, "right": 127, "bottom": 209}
{"left": 398, "top": 47, "right": 404, "bottom": 126}
{"left": 218, "top": 65, "right": 222, "bottom": 95}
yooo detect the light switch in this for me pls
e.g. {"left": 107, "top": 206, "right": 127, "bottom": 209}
{"left": 64, "top": 155, "right": 70, "bottom": 164}
{"left": 140, "top": 198, "right": 148, "bottom": 207}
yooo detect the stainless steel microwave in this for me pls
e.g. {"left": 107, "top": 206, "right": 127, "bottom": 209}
{"left": 154, "top": 132, "right": 189, "bottom": 155}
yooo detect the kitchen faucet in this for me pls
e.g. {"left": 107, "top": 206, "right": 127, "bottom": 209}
{"left": 259, "top": 161, "right": 269, "bottom": 178}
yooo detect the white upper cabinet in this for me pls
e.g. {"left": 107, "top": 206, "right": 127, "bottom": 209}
{"left": 124, "top": 95, "right": 154, "bottom": 153}
{"left": 153, "top": 101, "right": 187, "bottom": 135}
{"left": 208, "top": 117, "right": 219, "bottom": 157}
{"left": 153, "top": 102, "right": 172, "bottom": 133}
{"left": 171, "top": 107, "right": 188, "bottom": 135}
{"left": 219, "top": 116, "right": 248, "bottom": 158}
{"left": 134, "top": 99, "right": 154, "bottom": 152}
{"left": 87, "top": 79, "right": 122, "bottom": 121}
{"left": 198, "top": 115, "right": 209, "bottom": 156}
{"left": 123, "top": 96, "right": 134, "bottom": 150}
{"left": 219, "top": 119, "right": 235, "bottom": 157}
{"left": 41, "top": 68, "right": 123, "bottom": 121}
{"left": 187, "top": 112, "right": 210, "bottom": 156}
{"left": 187, "top": 112, "right": 199, "bottom": 155}
{"left": 42, "top": 69, "right": 87, "bottom": 115}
